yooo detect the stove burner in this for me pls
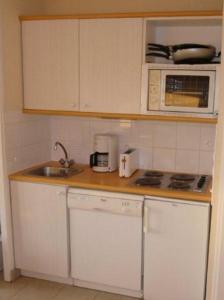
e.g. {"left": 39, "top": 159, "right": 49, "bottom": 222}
{"left": 171, "top": 174, "right": 195, "bottom": 182}
{"left": 144, "top": 171, "right": 164, "bottom": 177}
{"left": 169, "top": 181, "right": 191, "bottom": 190}
{"left": 135, "top": 177, "right": 161, "bottom": 187}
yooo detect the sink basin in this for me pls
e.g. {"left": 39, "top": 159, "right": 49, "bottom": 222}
{"left": 26, "top": 166, "right": 83, "bottom": 178}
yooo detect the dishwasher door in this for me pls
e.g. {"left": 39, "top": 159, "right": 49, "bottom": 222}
{"left": 68, "top": 189, "right": 143, "bottom": 292}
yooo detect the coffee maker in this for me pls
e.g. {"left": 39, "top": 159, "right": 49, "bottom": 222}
{"left": 90, "top": 134, "right": 118, "bottom": 172}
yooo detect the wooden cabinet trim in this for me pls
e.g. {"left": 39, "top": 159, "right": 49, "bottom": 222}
{"left": 19, "top": 11, "right": 222, "bottom": 21}
{"left": 23, "top": 109, "right": 218, "bottom": 124}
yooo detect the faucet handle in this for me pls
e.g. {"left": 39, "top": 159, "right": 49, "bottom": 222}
{"left": 59, "top": 158, "right": 74, "bottom": 168}
{"left": 59, "top": 158, "right": 66, "bottom": 166}
{"left": 68, "top": 159, "right": 74, "bottom": 167}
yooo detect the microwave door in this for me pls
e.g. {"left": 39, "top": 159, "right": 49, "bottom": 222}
{"left": 160, "top": 70, "right": 215, "bottom": 114}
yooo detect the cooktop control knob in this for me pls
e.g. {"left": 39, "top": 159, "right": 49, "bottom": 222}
{"left": 197, "top": 176, "right": 206, "bottom": 189}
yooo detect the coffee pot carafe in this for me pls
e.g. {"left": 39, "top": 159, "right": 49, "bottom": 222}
{"left": 90, "top": 134, "right": 118, "bottom": 172}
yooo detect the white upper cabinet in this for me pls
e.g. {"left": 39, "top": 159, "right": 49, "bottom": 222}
{"left": 22, "top": 20, "right": 80, "bottom": 111}
{"left": 80, "top": 18, "right": 143, "bottom": 114}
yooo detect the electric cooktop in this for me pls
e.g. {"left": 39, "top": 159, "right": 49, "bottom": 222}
{"left": 133, "top": 170, "right": 211, "bottom": 193}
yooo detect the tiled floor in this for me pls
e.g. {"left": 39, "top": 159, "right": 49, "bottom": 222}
{"left": 0, "top": 275, "right": 139, "bottom": 300}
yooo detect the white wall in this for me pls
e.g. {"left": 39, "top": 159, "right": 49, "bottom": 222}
{"left": 0, "top": 0, "right": 48, "bottom": 281}
{"left": 50, "top": 117, "right": 216, "bottom": 175}
{"left": 42, "top": 0, "right": 223, "bottom": 14}
{"left": 0, "top": 4, "right": 14, "bottom": 281}
{"left": 1, "top": 0, "right": 51, "bottom": 174}
{"left": 1, "top": 0, "right": 45, "bottom": 112}
{"left": 206, "top": 3, "right": 224, "bottom": 299}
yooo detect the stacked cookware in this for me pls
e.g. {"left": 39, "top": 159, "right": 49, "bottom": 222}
{"left": 146, "top": 43, "right": 221, "bottom": 64}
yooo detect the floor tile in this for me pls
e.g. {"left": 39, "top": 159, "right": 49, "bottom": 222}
{"left": 118, "top": 294, "right": 140, "bottom": 300}
{"left": 10, "top": 277, "right": 64, "bottom": 300}
{"left": 94, "top": 291, "right": 139, "bottom": 300}
{"left": 0, "top": 275, "right": 140, "bottom": 300}
{"left": 0, "top": 276, "right": 30, "bottom": 300}
{"left": 54, "top": 285, "right": 97, "bottom": 300}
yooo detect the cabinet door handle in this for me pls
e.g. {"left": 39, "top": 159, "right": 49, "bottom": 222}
{"left": 143, "top": 206, "right": 149, "bottom": 233}
{"left": 93, "top": 207, "right": 110, "bottom": 213}
{"left": 82, "top": 104, "right": 90, "bottom": 109}
{"left": 57, "top": 191, "right": 66, "bottom": 196}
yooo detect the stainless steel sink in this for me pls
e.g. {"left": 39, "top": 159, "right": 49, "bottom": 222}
{"left": 25, "top": 166, "right": 83, "bottom": 178}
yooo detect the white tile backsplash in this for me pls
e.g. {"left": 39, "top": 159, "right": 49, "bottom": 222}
{"left": 50, "top": 117, "right": 216, "bottom": 175}
{"left": 131, "top": 121, "right": 153, "bottom": 148}
{"left": 199, "top": 151, "right": 215, "bottom": 174}
{"left": 200, "top": 125, "right": 216, "bottom": 151}
{"left": 5, "top": 123, "right": 22, "bottom": 150}
{"left": 4, "top": 111, "right": 51, "bottom": 173}
{"left": 177, "top": 123, "right": 201, "bottom": 150}
{"left": 153, "top": 148, "right": 176, "bottom": 172}
{"left": 176, "top": 150, "right": 200, "bottom": 173}
{"left": 138, "top": 147, "right": 153, "bottom": 169}
{"left": 5, "top": 111, "right": 216, "bottom": 175}
{"left": 90, "top": 119, "right": 133, "bottom": 152}
{"left": 153, "top": 122, "right": 177, "bottom": 148}
{"left": 50, "top": 117, "right": 91, "bottom": 163}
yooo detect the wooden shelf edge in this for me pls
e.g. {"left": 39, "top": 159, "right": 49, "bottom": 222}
{"left": 19, "top": 10, "right": 222, "bottom": 21}
{"left": 23, "top": 109, "right": 218, "bottom": 124}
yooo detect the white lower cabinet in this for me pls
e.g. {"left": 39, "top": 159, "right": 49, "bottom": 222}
{"left": 10, "top": 181, "right": 210, "bottom": 299}
{"left": 143, "top": 198, "right": 210, "bottom": 300}
{"left": 11, "top": 181, "right": 69, "bottom": 278}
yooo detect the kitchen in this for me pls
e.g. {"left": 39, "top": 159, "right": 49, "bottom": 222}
{"left": 1, "top": 0, "right": 224, "bottom": 300}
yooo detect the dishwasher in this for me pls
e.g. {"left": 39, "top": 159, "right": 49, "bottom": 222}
{"left": 68, "top": 188, "right": 143, "bottom": 297}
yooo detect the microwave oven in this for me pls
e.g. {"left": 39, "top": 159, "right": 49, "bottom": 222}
{"left": 141, "top": 64, "right": 220, "bottom": 116}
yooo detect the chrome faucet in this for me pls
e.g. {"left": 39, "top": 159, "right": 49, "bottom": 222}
{"left": 54, "top": 141, "right": 74, "bottom": 168}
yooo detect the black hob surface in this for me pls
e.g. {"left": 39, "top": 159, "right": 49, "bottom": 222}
{"left": 133, "top": 170, "right": 210, "bottom": 193}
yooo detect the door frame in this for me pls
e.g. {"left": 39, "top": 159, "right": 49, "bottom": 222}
{"left": 206, "top": 6, "right": 224, "bottom": 300}
{"left": 0, "top": 13, "right": 16, "bottom": 281}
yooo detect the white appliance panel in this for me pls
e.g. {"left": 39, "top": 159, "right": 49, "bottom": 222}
{"left": 68, "top": 190, "right": 143, "bottom": 292}
{"left": 143, "top": 198, "right": 210, "bottom": 300}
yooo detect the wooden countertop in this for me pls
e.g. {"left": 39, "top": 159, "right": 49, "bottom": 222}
{"left": 9, "top": 161, "right": 211, "bottom": 203}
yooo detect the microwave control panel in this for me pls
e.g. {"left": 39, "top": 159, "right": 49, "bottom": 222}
{"left": 148, "top": 70, "right": 161, "bottom": 111}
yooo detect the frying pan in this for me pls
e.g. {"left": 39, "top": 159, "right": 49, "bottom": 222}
{"left": 147, "top": 43, "right": 219, "bottom": 64}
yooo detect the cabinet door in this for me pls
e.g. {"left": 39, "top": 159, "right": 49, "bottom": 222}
{"left": 144, "top": 199, "right": 210, "bottom": 300}
{"left": 11, "top": 181, "right": 69, "bottom": 278}
{"left": 80, "top": 18, "right": 143, "bottom": 114}
{"left": 22, "top": 20, "right": 79, "bottom": 111}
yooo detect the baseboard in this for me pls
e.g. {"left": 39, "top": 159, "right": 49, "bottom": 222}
{"left": 20, "top": 270, "right": 143, "bottom": 298}
{"left": 21, "top": 270, "right": 73, "bottom": 285}
{"left": 74, "top": 278, "right": 143, "bottom": 298}
{"left": 10, "top": 268, "right": 21, "bottom": 281}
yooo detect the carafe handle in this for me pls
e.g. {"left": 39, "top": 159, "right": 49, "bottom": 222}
{"left": 90, "top": 153, "right": 96, "bottom": 167}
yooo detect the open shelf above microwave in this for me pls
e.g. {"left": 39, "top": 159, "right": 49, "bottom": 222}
{"left": 143, "top": 17, "right": 222, "bottom": 64}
